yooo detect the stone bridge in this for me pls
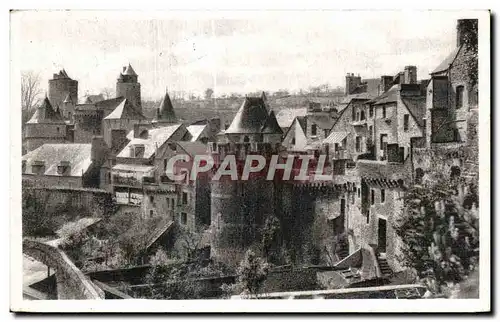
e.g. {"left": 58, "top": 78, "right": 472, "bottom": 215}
{"left": 23, "top": 239, "right": 104, "bottom": 300}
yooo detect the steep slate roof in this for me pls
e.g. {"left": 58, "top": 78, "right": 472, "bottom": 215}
{"left": 275, "top": 107, "right": 308, "bottom": 129}
{"left": 63, "top": 93, "right": 73, "bottom": 104}
{"left": 83, "top": 94, "right": 105, "bottom": 104}
{"left": 177, "top": 141, "right": 209, "bottom": 157}
{"left": 153, "top": 90, "right": 177, "bottom": 123}
{"left": 431, "top": 46, "right": 462, "bottom": 75}
{"left": 261, "top": 110, "right": 283, "bottom": 134}
{"left": 225, "top": 96, "right": 269, "bottom": 134}
{"left": 118, "top": 124, "right": 184, "bottom": 159}
{"left": 122, "top": 64, "right": 138, "bottom": 76}
{"left": 371, "top": 85, "right": 399, "bottom": 105}
{"left": 186, "top": 124, "right": 207, "bottom": 142}
{"left": 27, "top": 96, "right": 65, "bottom": 124}
{"left": 22, "top": 144, "right": 92, "bottom": 176}
{"left": 103, "top": 98, "right": 146, "bottom": 120}
{"left": 308, "top": 114, "right": 337, "bottom": 130}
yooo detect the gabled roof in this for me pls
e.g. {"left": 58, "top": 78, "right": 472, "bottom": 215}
{"left": 27, "top": 96, "right": 65, "bottom": 124}
{"left": 153, "top": 90, "right": 177, "bottom": 123}
{"left": 401, "top": 96, "right": 426, "bottom": 127}
{"left": 431, "top": 46, "right": 462, "bottom": 75}
{"left": 371, "top": 85, "right": 399, "bottom": 105}
{"left": 63, "top": 93, "right": 73, "bottom": 104}
{"left": 118, "top": 124, "right": 184, "bottom": 159}
{"left": 103, "top": 98, "right": 146, "bottom": 120}
{"left": 122, "top": 64, "right": 137, "bottom": 76}
{"left": 225, "top": 96, "right": 269, "bottom": 134}
{"left": 22, "top": 144, "right": 92, "bottom": 176}
{"left": 186, "top": 124, "right": 207, "bottom": 142}
{"left": 275, "top": 107, "right": 308, "bottom": 129}
{"left": 261, "top": 110, "right": 283, "bottom": 134}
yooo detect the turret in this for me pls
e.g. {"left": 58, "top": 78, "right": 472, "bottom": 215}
{"left": 116, "top": 63, "right": 142, "bottom": 112}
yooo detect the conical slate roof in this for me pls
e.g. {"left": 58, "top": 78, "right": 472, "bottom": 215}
{"left": 122, "top": 64, "right": 137, "bottom": 76}
{"left": 225, "top": 97, "right": 268, "bottom": 134}
{"left": 153, "top": 90, "right": 177, "bottom": 123}
{"left": 27, "top": 96, "right": 65, "bottom": 124}
{"left": 261, "top": 110, "right": 283, "bottom": 134}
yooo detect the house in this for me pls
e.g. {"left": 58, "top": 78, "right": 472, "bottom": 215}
{"left": 22, "top": 136, "right": 109, "bottom": 189}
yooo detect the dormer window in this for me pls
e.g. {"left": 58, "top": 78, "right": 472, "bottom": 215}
{"left": 31, "top": 161, "right": 45, "bottom": 175}
{"left": 456, "top": 85, "right": 464, "bottom": 109}
{"left": 133, "top": 145, "right": 145, "bottom": 158}
{"left": 57, "top": 161, "right": 71, "bottom": 176}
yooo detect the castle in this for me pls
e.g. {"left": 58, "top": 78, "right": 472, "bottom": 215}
{"left": 22, "top": 19, "right": 480, "bottom": 282}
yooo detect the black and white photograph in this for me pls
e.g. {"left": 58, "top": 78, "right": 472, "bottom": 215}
{"left": 9, "top": 9, "right": 491, "bottom": 313}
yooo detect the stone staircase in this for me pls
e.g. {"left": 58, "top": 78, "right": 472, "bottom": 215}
{"left": 377, "top": 255, "right": 393, "bottom": 277}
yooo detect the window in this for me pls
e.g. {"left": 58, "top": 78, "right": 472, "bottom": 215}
{"left": 357, "top": 187, "right": 361, "bottom": 198}
{"left": 243, "top": 136, "right": 250, "bottom": 143}
{"left": 149, "top": 210, "right": 154, "bottom": 218}
{"left": 352, "top": 106, "right": 356, "bottom": 120}
{"left": 360, "top": 110, "right": 366, "bottom": 120}
{"left": 371, "top": 189, "right": 375, "bottom": 205}
{"left": 355, "top": 136, "right": 361, "bottom": 152}
{"left": 450, "top": 166, "right": 461, "bottom": 179}
{"left": 415, "top": 168, "right": 424, "bottom": 184}
{"left": 182, "top": 192, "right": 188, "bottom": 205}
{"left": 56, "top": 127, "right": 60, "bottom": 133}
{"left": 356, "top": 112, "right": 360, "bottom": 121}
{"left": 369, "top": 106, "right": 374, "bottom": 118}
{"left": 404, "top": 114, "right": 409, "bottom": 131}
{"left": 291, "top": 137, "right": 296, "bottom": 145}
{"left": 382, "top": 106, "right": 387, "bottom": 119}
{"left": 164, "top": 159, "right": 168, "bottom": 171}
{"left": 311, "top": 124, "right": 317, "bottom": 136}
{"left": 456, "top": 85, "right": 464, "bottom": 109}
{"left": 166, "top": 198, "right": 170, "bottom": 209}
{"left": 149, "top": 195, "right": 154, "bottom": 203}
{"left": 381, "top": 189, "right": 386, "bottom": 203}
{"left": 181, "top": 212, "right": 187, "bottom": 225}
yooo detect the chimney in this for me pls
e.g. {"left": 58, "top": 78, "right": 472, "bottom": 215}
{"left": 380, "top": 76, "right": 393, "bottom": 93}
{"left": 91, "top": 136, "right": 107, "bottom": 164}
{"left": 404, "top": 66, "right": 417, "bottom": 84}
{"left": 134, "top": 123, "right": 141, "bottom": 138}
{"left": 345, "top": 73, "right": 362, "bottom": 95}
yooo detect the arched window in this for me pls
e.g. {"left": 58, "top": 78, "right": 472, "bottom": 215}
{"left": 456, "top": 86, "right": 464, "bottom": 109}
{"left": 415, "top": 168, "right": 424, "bottom": 184}
{"left": 450, "top": 166, "right": 461, "bottom": 179}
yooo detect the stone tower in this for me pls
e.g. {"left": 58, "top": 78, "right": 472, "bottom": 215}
{"left": 48, "top": 69, "right": 78, "bottom": 115}
{"left": 116, "top": 64, "right": 142, "bottom": 113}
{"left": 210, "top": 95, "right": 283, "bottom": 265}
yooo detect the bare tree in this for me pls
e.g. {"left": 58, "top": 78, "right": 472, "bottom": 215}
{"left": 101, "top": 87, "right": 115, "bottom": 100}
{"left": 21, "top": 71, "right": 42, "bottom": 110}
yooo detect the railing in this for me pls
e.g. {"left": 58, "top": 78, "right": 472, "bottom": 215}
{"left": 112, "top": 175, "right": 141, "bottom": 187}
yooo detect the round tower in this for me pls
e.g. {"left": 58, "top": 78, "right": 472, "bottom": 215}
{"left": 116, "top": 64, "right": 142, "bottom": 113}
{"left": 48, "top": 69, "right": 78, "bottom": 112}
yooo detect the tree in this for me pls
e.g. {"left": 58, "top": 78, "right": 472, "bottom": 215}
{"left": 204, "top": 88, "right": 214, "bottom": 100}
{"left": 101, "top": 87, "right": 115, "bottom": 100}
{"left": 261, "top": 215, "right": 281, "bottom": 261}
{"left": 459, "top": 19, "right": 478, "bottom": 88}
{"left": 237, "top": 249, "right": 270, "bottom": 298}
{"left": 394, "top": 175, "right": 479, "bottom": 295}
{"left": 21, "top": 71, "right": 42, "bottom": 110}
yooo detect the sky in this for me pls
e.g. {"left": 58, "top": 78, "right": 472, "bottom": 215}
{"left": 11, "top": 10, "right": 468, "bottom": 100}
